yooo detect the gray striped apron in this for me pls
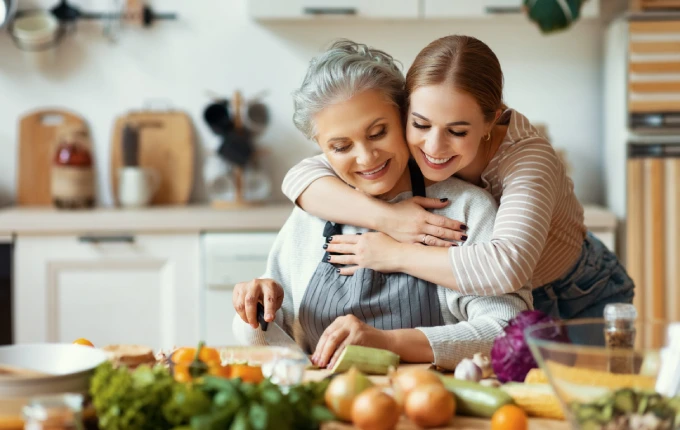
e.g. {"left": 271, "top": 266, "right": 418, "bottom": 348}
{"left": 298, "top": 160, "right": 444, "bottom": 350}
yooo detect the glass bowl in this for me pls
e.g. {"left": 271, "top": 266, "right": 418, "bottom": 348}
{"left": 525, "top": 318, "right": 680, "bottom": 429}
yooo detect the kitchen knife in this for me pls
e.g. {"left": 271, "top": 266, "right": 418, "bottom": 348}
{"left": 256, "top": 303, "right": 311, "bottom": 364}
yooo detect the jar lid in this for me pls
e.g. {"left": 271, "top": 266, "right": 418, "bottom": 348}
{"left": 604, "top": 303, "right": 638, "bottom": 322}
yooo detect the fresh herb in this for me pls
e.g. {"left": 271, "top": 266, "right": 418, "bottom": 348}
{"left": 89, "top": 362, "right": 334, "bottom": 430}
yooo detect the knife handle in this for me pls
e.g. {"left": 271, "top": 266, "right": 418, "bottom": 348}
{"left": 256, "top": 302, "right": 269, "bottom": 331}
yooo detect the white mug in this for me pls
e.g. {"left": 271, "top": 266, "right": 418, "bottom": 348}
{"left": 118, "top": 167, "right": 160, "bottom": 208}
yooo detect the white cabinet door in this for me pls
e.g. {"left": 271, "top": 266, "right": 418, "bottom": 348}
{"left": 249, "top": 0, "right": 419, "bottom": 20}
{"left": 202, "top": 233, "right": 278, "bottom": 347}
{"left": 14, "top": 234, "right": 200, "bottom": 351}
{"left": 423, "top": 0, "right": 522, "bottom": 18}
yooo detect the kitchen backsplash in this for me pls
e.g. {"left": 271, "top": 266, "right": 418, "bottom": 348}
{"left": 0, "top": 0, "right": 605, "bottom": 206}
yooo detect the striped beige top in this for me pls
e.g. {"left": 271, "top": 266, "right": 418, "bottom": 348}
{"left": 281, "top": 109, "right": 587, "bottom": 295}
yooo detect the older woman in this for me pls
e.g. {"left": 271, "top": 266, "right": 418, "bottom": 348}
{"left": 231, "top": 40, "right": 531, "bottom": 370}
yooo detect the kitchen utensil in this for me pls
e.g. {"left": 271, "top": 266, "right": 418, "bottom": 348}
{"left": 0, "top": 344, "right": 107, "bottom": 398}
{"left": 50, "top": 0, "right": 177, "bottom": 27}
{"left": 219, "top": 345, "right": 310, "bottom": 390}
{"left": 242, "top": 100, "right": 270, "bottom": 136}
{"left": 17, "top": 109, "right": 89, "bottom": 206}
{"left": 110, "top": 109, "right": 194, "bottom": 206}
{"left": 203, "top": 99, "right": 234, "bottom": 136}
{"left": 217, "top": 91, "right": 253, "bottom": 168}
{"left": 0, "top": 0, "right": 18, "bottom": 30}
{"left": 256, "top": 303, "right": 308, "bottom": 358}
{"left": 121, "top": 124, "right": 139, "bottom": 167}
{"left": 117, "top": 166, "right": 159, "bottom": 208}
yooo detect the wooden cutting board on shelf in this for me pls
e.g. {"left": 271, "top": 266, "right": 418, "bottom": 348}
{"left": 16, "top": 109, "right": 88, "bottom": 206}
{"left": 110, "top": 110, "right": 194, "bottom": 206}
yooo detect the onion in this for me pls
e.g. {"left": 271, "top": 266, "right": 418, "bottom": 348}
{"left": 404, "top": 383, "right": 456, "bottom": 428}
{"left": 324, "top": 366, "right": 374, "bottom": 422}
{"left": 351, "top": 387, "right": 401, "bottom": 430}
{"left": 391, "top": 368, "right": 443, "bottom": 404}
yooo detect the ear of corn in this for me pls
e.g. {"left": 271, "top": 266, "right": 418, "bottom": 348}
{"left": 329, "top": 345, "right": 400, "bottom": 375}
{"left": 501, "top": 383, "right": 566, "bottom": 420}
{"left": 525, "top": 368, "right": 549, "bottom": 384}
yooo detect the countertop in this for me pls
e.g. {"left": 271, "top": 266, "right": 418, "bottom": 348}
{"left": 0, "top": 203, "right": 616, "bottom": 236}
{"left": 0, "top": 203, "right": 295, "bottom": 235}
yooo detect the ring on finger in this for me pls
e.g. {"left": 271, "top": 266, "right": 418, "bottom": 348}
{"left": 421, "top": 234, "right": 428, "bottom": 244}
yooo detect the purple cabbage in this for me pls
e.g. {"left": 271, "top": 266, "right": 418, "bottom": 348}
{"left": 490, "top": 310, "right": 570, "bottom": 383}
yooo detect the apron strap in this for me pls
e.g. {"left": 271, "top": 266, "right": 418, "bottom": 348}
{"left": 408, "top": 159, "right": 426, "bottom": 198}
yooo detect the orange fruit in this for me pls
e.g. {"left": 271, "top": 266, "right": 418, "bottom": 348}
{"left": 172, "top": 347, "right": 196, "bottom": 365}
{"left": 199, "top": 347, "right": 220, "bottom": 364}
{"left": 173, "top": 364, "right": 191, "bottom": 383}
{"left": 491, "top": 405, "right": 528, "bottom": 430}
{"left": 208, "top": 363, "right": 232, "bottom": 379}
{"left": 230, "top": 364, "right": 264, "bottom": 384}
{"left": 73, "top": 338, "right": 94, "bottom": 347}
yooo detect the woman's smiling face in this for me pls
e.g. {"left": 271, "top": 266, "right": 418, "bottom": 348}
{"left": 406, "top": 82, "right": 494, "bottom": 182}
{"left": 313, "top": 89, "right": 410, "bottom": 198}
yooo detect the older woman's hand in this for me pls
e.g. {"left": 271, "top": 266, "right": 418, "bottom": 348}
{"left": 383, "top": 197, "right": 468, "bottom": 246}
{"left": 232, "top": 278, "right": 284, "bottom": 329}
{"left": 311, "top": 314, "right": 389, "bottom": 369}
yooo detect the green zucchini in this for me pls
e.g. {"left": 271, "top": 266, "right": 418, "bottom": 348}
{"left": 439, "top": 376, "right": 514, "bottom": 418}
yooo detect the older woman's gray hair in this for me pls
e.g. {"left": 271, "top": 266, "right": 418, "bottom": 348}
{"left": 293, "top": 39, "right": 406, "bottom": 141}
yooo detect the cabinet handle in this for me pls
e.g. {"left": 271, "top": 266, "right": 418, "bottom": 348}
{"left": 485, "top": 6, "right": 523, "bottom": 14}
{"left": 78, "top": 235, "right": 135, "bottom": 244}
{"left": 303, "top": 7, "right": 357, "bottom": 16}
{"left": 208, "top": 283, "right": 235, "bottom": 291}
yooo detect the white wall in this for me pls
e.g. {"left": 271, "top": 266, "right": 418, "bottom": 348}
{"left": 0, "top": 0, "right": 604, "bottom": 206}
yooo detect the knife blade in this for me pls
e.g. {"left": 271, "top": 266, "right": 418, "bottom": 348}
{"left": 256, "top": 303, "right": 309, "bottom": 357}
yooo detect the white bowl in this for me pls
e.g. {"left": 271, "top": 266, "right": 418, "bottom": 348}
{"left": 0, "top": 343, "right": 108, "bottom": 398}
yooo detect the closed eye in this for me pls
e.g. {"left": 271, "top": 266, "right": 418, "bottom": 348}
{"left": 449, "top": 130, "right": 468, "bottom": 137}
{"left": 412, "top": 122, "right": 429, "bottom": 129}
{"left": 333, "top": 145, "right": 350, "bottom": 153}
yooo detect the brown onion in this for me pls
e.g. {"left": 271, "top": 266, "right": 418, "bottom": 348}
{"left": 391, "top": 368, "right": 443, "bottom": 404}
{"left": 324, "top": 367, "right": 374, "bottom": 422}
{"left": 351, "top": 387, "right": 401, "bottom": 430}
{"left": 404, "top": 383, "right": 455, "bottom": 428}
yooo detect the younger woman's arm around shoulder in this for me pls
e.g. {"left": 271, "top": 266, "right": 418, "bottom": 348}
{"left": 281, "top": 155, "right": 466, "bottom": 246}
{"left": 324, "top": 184, "right": 497, "bottom": 290}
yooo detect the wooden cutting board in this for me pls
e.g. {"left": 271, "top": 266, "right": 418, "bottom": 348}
{"left": 17, "top": 109, "right": 88, "bottom": 206}
{"left": 110, "top": 110, "right": 194, "bottom": 206}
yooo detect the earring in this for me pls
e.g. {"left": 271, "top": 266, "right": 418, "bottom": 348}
{"left": 485, "top": 132, "right": 492, "bottom": 141}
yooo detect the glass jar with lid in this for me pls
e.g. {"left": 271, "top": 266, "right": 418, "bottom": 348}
{"left": 22, "top": 393, "right": 84, "bottom": 430}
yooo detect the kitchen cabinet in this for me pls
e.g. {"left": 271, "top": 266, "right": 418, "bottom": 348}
{"left": 249, "top": 0, "right": 420, "bottom": 20}
{"left": 423, "top": 0, "right": 599, "bottom": 19}
{"left": 13, "top": 233, "right": 200, "bottom": 350}
{"left": 202, "top": 232, "right": 278, "bottom": 347}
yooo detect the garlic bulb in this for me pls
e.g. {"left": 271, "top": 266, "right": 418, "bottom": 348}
{"left": 454, "top": 358, "right": 482, "bottom": 382}
{"left": 472, "top": 352, "right": 493, "bottom": 379}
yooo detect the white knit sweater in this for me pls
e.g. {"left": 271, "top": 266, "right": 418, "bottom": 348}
{"left": 232, "top": 177, "right": 533, "bottom": 370}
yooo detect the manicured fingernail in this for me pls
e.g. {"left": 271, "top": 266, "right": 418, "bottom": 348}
{"left": 440, "top": 198, "right": 448, "bottom": 202}
{"left": 460, "top": 224, "right": 468, "bottom": 231}
{"left": 450, "top": 243, "right": 457, "bottom": 247}
{"left": 461, "top": 235, "right": 468, "bottom": 241}
{"left": 323, "top": 243, "right": 328, "bottom": 249}
{"left": 326, "top": 255, "right": 331, "bottom": 262}
{"left": 356, "top": 232, "right": 362, "bottom": 235}
{"left": 265, "top": 313, "right": 273, "bottom": 321}
{"left": 327, "top": 236, "right": 333, "bottom": 242}
{"left": 336, "top": 268, "right": 340, "bottom": 274}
